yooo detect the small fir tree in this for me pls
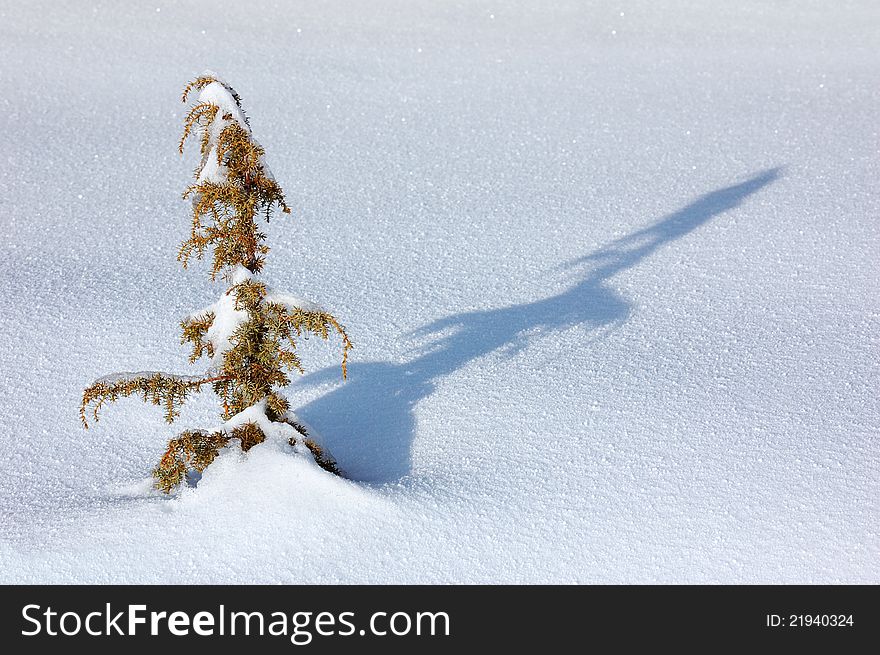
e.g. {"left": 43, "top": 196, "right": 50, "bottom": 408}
{"left": 81, "top": 75, "right": 352, "bottom": 493}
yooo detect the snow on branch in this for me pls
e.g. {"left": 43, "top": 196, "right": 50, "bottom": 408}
{"left": 263, "top": 291, "right": 325, "bottom": 314}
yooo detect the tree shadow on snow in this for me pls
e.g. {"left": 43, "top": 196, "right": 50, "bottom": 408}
{"left": 296, "top": 169, "right": 781, "bottom": 483}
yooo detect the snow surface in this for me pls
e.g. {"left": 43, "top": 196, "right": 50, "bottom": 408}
{"left": 0, "top": 1, "right": 877, "bottom": 583}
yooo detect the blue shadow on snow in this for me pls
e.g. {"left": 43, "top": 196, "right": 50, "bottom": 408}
{"left": 296, "top": 168, "right": 781, "bottom": 483}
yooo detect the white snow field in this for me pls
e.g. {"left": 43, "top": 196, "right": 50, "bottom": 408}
{"left": 1, "top": 1, "right": 877, "bottom": 583}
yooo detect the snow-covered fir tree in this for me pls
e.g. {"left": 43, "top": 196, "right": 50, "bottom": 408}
{"left": 81, "top": 75, "right": 352, "bottom": 493}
